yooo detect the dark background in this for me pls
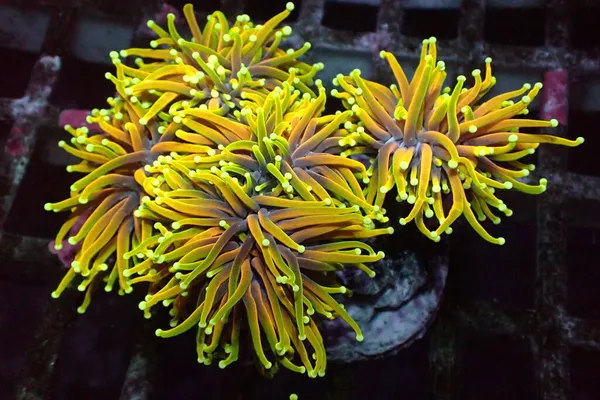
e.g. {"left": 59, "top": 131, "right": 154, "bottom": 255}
{"left": 1, "top": 0, "right": 600, "bottom": 399}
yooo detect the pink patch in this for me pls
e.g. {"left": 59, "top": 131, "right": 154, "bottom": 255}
{"left": 138, "top": 3, "right": 181, "bottom": 36}
{"left": 541, "top": 69, "right": 568, "bottom": 126}
{"left": 49, "top": 208, "right": 93, "bottom": 268}
{"left": 7, "top": 138, "right": 25, "bottom": 157}
{"left": 48, "top": 240, "right": 80, "bottom": 269}
{"left": 59, "top": 109, "right": 99, "bottom": 132}
{"left": 157, "top": 4, "right": 180, "bottom": 22}
{"left": 5, "top": 125, "right": 28, "bottom": 157}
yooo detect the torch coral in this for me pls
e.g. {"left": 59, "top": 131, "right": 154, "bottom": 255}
{"left": 111, "top": 2, "right": 322, "bottom": 120}
{"left": 45, "top": 2, "right": 389, "bottom": 377}
{"left": 332, "top": 37, "right": 584, "bottom": 244}
{"left": 44, "top": 94, "right": 202, "bottom": 312}
{"left": 127, "top": 84, "right": 389, "bottom": 376}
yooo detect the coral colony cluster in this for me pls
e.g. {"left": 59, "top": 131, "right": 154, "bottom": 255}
{"left": 45, "top": 3, "right": 583, "bottom": 377}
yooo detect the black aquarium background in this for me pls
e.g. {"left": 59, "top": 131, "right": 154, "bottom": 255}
{"left": 1, "top": 0, "right": 600, "bottom": 399}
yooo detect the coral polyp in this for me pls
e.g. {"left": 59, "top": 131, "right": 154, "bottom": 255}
{"left": 134, "top": 192, "right": 384, "bottom": 376}
{"left": 128, "top": 84, "right": 389, "bottom": 375}
{"left": 110, "top": 2, "right": 322, "bottom": 120}
{"left": 46, "top": 3, "right": 391, "bottom": 376}
{"left": 44, "top": 95, "right": 190, "bottom": 312}
{"left": 333, "top": 37, "right": 584, "bottom": 244}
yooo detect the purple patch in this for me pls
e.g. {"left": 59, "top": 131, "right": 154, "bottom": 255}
{"left": 541, "top": 69, "right": 568, "bottom": 126}
{"left": 48, "top": 208, "right": 92, "bottom": 268}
